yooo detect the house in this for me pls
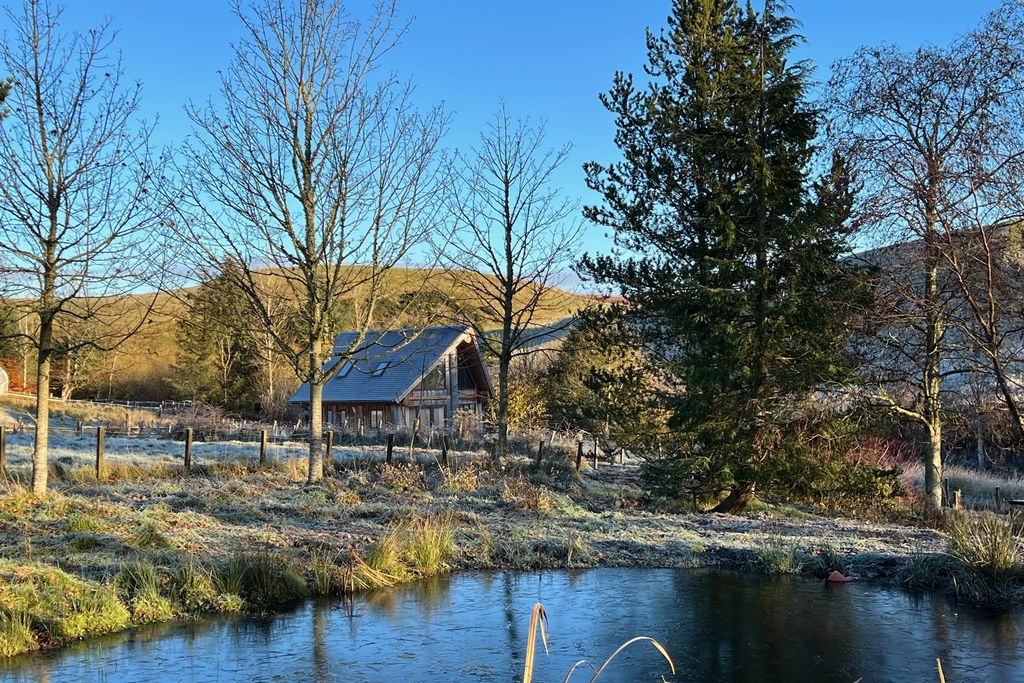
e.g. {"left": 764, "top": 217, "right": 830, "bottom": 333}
{"left": 289, "top": 326, "right": 493, "bottom": 432}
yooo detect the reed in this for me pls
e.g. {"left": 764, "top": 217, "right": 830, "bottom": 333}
{"left": 520, "top": 601, "right": 675, "bottom": 682}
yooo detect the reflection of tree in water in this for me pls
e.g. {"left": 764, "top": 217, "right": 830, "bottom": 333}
{"left": 312, "top": 602, "right": 329, "bottom": 682}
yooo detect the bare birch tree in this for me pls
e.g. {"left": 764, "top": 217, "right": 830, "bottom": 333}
{"left": 828, "top": 1, "right": 1024, "bottom": 509}
{"left": 0, "top": 0, "right": 168, "bottom": 495}
{"left": 175, "top": 0, "right": 446, "bottom": 482}
{"left": 442, "top": 106, "right": 583, "bottom": 461}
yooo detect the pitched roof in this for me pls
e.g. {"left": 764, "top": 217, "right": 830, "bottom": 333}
{"left": 289, "top": 326, "right": 481, "bottom": 404}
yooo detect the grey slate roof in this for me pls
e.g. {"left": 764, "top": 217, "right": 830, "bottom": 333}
{"left": 289, "top": 326, "right": 473, "bottom": 404}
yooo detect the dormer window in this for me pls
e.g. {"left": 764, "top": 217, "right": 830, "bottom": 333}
{"left": 371, "top": 361, "right": 389, "bottom": 377}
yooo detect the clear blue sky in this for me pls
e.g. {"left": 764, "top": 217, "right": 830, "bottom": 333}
{"left": 47, "top": 0, "right": 1004, "bottom": 256}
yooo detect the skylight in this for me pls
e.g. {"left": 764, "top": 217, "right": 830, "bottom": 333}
{"left": 371, "top": 361, "right": 389, "bottom": 377}
{"left": 336, "top": 361, "right": 353, "bottom": 379}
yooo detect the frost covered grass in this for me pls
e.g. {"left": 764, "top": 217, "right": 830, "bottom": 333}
{"left": 904, "top": 463, "right": 1024, "bottom": 511}
{"left": 0, "top": 425, "right": 962, "bottom": 658}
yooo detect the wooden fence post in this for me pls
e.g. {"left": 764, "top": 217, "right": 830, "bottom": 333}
{"left": 95, "top": 426, "right": 105, "bottom": 480}
{"left": 409, "top": 419, "right": 419, "bottom": 461}
{"left": 942, "top": 478, "right": 950, "bottom": 508}
{"left": 995, "top": 486, "right": 1002, "bottom": 512}
{"left": 0, "top": 426, "right": 7, "bottom": 477}
{"left": 386, "top": 433, "right": 395, "bottom": 464}
{"left": 184, "top": 428, "right": 193, "bottom": 472}
{"left": 259, "top": 429, "right": 268, "bottom": 468}
{"left": 440, "top": 434, "right": 449, "bottom": 467}
{"left": 534, "top": 440, "right": 544, "bottom": 469}
{"left": 575, "top": 441, "right": 583, "bottom": 473}
{"left": 953, "top": 489, "right": 962, "bottom": 511}
{"left": 593, "top": 445, "right": 599, "bottom": 471}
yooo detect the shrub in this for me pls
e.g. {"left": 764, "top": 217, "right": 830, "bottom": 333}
{"left": 379, "top": 463, "right": 426, "bottom": 492}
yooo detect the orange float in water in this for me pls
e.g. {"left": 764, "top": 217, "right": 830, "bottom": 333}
{"left": 827, "top": 571, "right": 853, "bottom": 583}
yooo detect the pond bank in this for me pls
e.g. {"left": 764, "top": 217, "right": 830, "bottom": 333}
{"left": 7, "top": 568, "right": 1024, "bottom": 683}
{"left": 0, "top": 443, "right": 961, "bottom": 658}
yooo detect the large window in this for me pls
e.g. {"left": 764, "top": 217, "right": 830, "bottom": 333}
{"left": 420, "top": 363, "right": 446, "bottom": 390}
{"left": 369, "top": 409, "right": 385, "bottom": 429}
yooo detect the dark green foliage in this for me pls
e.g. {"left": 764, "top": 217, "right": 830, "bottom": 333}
{"left": 171, "top": 261, "right": 260, "bottom": 414}
{"left": 542, "top": 311, "right": 669, "bottom": 455}
{"left": 581, "top": 0, "right": 861, "bottom": 506}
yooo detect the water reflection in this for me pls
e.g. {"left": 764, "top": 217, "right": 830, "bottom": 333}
{"left": 3, "top": 569, "right": 1022, "bottom": 682}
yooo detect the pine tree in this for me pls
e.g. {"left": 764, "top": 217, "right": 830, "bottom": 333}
{"left": 582, "top": 0, "right": 857, "bottom": 512}
{"left": 172, "top": 262, "right": 259, "bottom": 414}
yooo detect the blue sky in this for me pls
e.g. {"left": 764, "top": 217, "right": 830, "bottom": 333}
{"left": 45, "top": 0, "right": 1004, "bottom": 256}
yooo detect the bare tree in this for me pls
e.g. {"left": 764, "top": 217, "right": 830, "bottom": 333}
{"left": 175, "top": 0, "right": 447, "bottom": 482}
{"left": 0, "top": 0, "right": 168, "bottom": 495}
{"left": 828, "top": 1, "right": 1024, "bottom": 509}
{"left": 442, "top": 106, "right": 583, "bottom": 461}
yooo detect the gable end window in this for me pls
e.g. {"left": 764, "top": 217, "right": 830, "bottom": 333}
{"left": 419, "top": 363, "right": 446, "bottom": 390}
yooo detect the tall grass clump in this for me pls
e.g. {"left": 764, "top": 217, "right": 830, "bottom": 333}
{"left": 221, "top": 553, "right": 308, "bottom": 609}
{"left": 115, "top": 561, "right": 174, "bottom": 624}
{"left": 173, "top": 557, "right": 243, "bottom": 613}
{"left": 947, "top": 514, "right": 1024, "bottom": 604}
{"left": 404, "top": 515, "right": 455, "bottom": 576}
{"left": 754, "top": 537, "right": 803, "bottom": 575}
{"left": 0, "top": 610, "right": 35, "bottom": 657}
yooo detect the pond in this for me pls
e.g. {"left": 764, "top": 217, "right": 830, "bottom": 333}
{"left": 3, "top": 568, "right": 1023, "bottom": 682}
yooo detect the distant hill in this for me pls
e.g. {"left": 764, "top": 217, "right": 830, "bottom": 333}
{"left": 57, "top": 267, "right": 593, "bottom": 400}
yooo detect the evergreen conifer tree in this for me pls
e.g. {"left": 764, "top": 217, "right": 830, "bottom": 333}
{"left": 582, "top": 0, "right": 857, "bottom": 511}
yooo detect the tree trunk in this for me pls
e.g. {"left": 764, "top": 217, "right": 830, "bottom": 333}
{"left": 495, "top": 354, "right": 509, "bottom": 467}
{"left": 976, "top": 415, "right": 986, "bottom": 470}
{"left": 924, "top": 419, "right": 942, "bottom": 509}
{"left": 710, "top": 483, "right": 755, "bottom": 514}
{"left": 31, "top": 352, "right": 51, "bottom": 496}
{"left": 307, "top": 379, "right": 324, "bottom": 483}
{"left": 921, "top": 195, "right": 944, "bottom": 511}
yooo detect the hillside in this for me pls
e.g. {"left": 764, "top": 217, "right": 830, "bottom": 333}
{"left": 18, "top": 267, "right": 593, "bottom": 401}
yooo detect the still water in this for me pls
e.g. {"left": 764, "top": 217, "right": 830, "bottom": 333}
{"left": 3, "top": 568, "right": 1023, "bottom": 682}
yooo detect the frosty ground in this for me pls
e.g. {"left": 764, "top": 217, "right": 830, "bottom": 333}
{"left": 0, "top": 412, "right": 956, "bottom": 657}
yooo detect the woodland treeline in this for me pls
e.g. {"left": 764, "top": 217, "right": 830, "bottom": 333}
{"left": 4, "top": 0, "right": 1024, "bottom": 512}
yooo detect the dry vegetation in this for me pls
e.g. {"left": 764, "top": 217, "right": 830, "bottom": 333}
{"left": 0, "top": 427, "right": 963, "bottom": 659}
